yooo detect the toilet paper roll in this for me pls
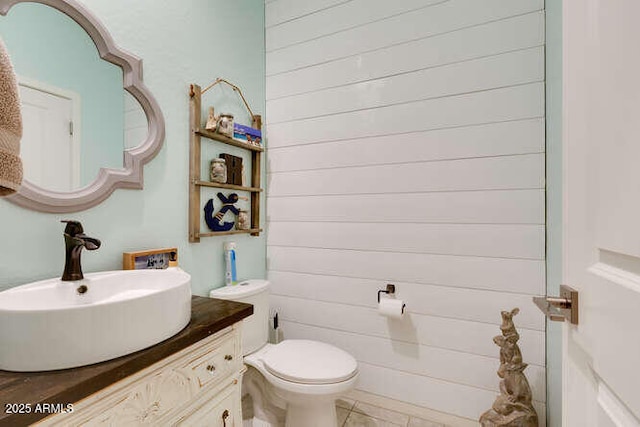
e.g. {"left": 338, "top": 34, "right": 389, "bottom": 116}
{"left": 378, "top": 298, "right": 405, "bottom": 319}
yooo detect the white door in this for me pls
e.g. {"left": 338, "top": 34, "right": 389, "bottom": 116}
{"left": 563, "top": 0, "right": 640, "bottom": 425}
{"left": 19, "top": 81, "right": 79, "bottom": 191}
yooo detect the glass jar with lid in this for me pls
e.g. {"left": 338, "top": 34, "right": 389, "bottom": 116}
{"left": 216, "top": 113, "right": 234, "bottom": 137}
{"left": 210, "top": 158, "right": 227, "bottom": 183}
{"left": 236, "top": 210, "right": 250, "bottom": 230}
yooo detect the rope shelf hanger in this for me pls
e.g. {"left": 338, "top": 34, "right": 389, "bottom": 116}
{"left": 190, "top": 77, "right": 261, "bottom": 129}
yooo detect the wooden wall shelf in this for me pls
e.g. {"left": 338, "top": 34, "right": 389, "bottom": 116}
{"left": 196, "top": 129, "right": 264, "bottom": 152}
{"left": 189, "top": 83, "right": 263, "bottom": 242}
{"left": 194, "top": 180, "right": 262, "bottom": 193}
{"left": 197, "top": 228, "right": 263, "bottom": 238}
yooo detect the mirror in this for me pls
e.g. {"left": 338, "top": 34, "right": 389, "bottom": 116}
{"left": 0, "top": 0, "right": 164, "bottom": 212}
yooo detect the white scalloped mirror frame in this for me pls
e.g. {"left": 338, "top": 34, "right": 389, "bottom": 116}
{"left": 1, "top": 0, "right": 165, "bottom": 212}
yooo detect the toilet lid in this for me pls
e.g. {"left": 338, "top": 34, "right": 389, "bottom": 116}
{"left": 262, "top": 340, "right": 358, "bottom": 385}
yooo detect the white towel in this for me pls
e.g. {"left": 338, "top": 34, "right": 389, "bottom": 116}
{"left": 0, "top": 36, "right": 22, "bottom": 196}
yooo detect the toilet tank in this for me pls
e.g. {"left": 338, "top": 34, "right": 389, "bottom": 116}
{"left": 209, "top": 280, "right": 270, "bottom": 355}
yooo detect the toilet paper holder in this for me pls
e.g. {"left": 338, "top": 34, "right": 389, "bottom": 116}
{"left": 377, "top": 284, "right": 396, "bottom": 303}
{"left": 377, "top": 284, "right": 406, "bottom": 315}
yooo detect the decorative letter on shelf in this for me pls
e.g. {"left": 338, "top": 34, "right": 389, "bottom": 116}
{"left": 204, "top": 193, "right": 239, "bottom": 232}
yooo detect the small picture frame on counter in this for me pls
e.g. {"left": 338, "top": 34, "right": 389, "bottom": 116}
{"left": 123, "top": 248, "right": 178, "bottom": 270}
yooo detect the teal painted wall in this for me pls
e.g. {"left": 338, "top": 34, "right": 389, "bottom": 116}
{"left": 546, "top": 1, "right": 563, "bottom": 425}
{"left": 0, "top": 3, "right": 124, "bottom": 186}
{"left": 0, "top": 0, "right": 266, "bottom": 295}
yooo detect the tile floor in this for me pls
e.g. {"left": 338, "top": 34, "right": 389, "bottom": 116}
{"left": 336, "top": 398, "right": 447, "bottom": 427}
{"left": 243, "top": 395, "right": 449, "bottom": 427}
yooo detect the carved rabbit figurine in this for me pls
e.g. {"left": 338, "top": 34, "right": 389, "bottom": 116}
{"left": 480, "top": 308, "right": 538, "bottom": 427}
{"left": 495, "top": 334, "right": 523, "bottom": 378}
{"left": 500, "top": 308, "right": 520, "bottom": 336}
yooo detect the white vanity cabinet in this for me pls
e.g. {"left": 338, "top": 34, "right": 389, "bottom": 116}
{"left": 36, "top": 324, "right": 244, "bottom": 426}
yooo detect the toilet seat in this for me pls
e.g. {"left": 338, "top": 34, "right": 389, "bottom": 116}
{"left": 244, "top": 341, "right": 359, "bottom": 396}
{"left": 262, "top": 340, "right": 358, "bottom": 385}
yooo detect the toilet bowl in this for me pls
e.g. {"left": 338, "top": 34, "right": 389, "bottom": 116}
{"left": 210, "top": 280, "right": 359, "bottom": 427}
{"left": 245, "top": 341, "right": 358, "bottom": 426}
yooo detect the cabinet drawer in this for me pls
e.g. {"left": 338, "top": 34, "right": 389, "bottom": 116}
{"left": 186, "top": 333, "right": 241, "bottom": 391}
{"left": 176, "top": 380, "right": 241, "bottom": 427}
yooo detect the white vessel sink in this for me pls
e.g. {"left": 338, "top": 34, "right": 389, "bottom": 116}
{"left": 0, "top": 268, "right": 192, "bottom": 372}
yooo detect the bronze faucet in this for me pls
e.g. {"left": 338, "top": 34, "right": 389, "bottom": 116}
{"left": 61, "top": 220, "right": 101, "bottom": 281}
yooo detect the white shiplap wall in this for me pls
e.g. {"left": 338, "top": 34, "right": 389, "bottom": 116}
{"left": 265, "top": 0, "right": 546, "bottom": 422}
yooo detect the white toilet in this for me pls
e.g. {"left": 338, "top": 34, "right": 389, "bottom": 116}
{"left": 210, "top": 280, "right": 358, "bottom": 427}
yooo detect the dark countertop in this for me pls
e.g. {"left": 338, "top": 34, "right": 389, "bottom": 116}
{"left": 0, "top": 296, "right": 253, "bottom": 427}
